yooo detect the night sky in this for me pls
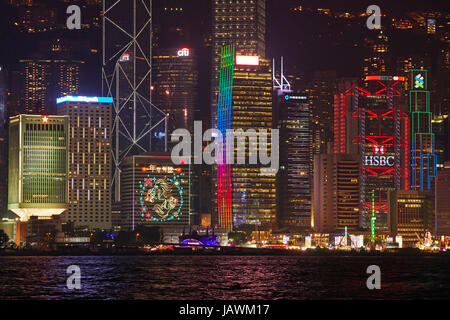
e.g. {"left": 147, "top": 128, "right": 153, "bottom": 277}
{"left": 0, "top": 0, "right": 448, "bottom": 102}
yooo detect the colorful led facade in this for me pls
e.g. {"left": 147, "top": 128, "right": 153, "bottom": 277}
{"left": 120, "top": 153, "right": 191, "bottom": 230}
{"left": 217, "top": 44, "right": 235, "bottom": 231}
{"left": 217, "top": 44, "right": 276, "bottom": 232}
{"left": 8, "top": 115, "right": 69, "bottom": 221}
{"left": 333, "top": 75, "right": 409, "bottom": 232}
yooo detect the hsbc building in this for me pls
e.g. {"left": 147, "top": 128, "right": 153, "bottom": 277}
{"left": 333, "top": 76, "right": 409, "bottom": 232}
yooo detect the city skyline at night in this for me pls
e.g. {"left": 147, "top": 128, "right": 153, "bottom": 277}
{"left": 0, "top": 0, "right": 449, "bottom": 304}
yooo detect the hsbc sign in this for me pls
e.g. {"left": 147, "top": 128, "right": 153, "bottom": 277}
{"left": 364, "top": 155, "right": 395, "bottom": 166}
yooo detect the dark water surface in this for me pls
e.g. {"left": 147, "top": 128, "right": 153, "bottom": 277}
{"left": 0, "top": 255, "right": 449, "bottom": 299}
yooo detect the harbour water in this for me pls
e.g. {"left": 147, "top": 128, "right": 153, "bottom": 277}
{"left": 0, "top": 255, "right": 449, "bottom": 299}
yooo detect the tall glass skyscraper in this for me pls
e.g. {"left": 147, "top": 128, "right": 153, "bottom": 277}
{"left": 211, "top": 0, "right": 266, "bottom": 128}
{"left": 152, "top": 47, "right": 198, "bottom": 148}
{"left": 333, "top": 75, "right": 409, "bottom": 232}
{"left": 274, "top": 92, "right": 311, "bottom": 231}
{"left": 217, "top": 44, "right": 276, "bottom": 232}
{"left": 409, "top": 69, "right": 436, "bottom": 192}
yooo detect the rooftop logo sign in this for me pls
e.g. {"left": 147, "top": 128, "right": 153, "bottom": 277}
{"left": 415, "top": 74, "right": 424, "bottom": 89}
{"left": 177, "top": 48, "right": 190, "bottom": 57}
{"left": 56, "top": 96, "right": 113, "bottom": 104}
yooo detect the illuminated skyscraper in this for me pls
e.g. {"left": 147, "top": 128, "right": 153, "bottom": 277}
{"left": 152, "top": 47, "right": 198, "bottom": 143}
{"left": 8, "top": 114, "right": 69, "bottom": 221}
{"left": 274, "top": 92, "right": 311, "bottom": 231}
{"left": 388, "top": 190, "right": 433, "bottom": 247}
{"left": 120, "top": 153, "right": 192, "bottom": 230}
{"left": 211, "top": 0, "right": 266, "bottom": 127}
{"left": 12, "top": 59, "right": 82, "bottom": 115}
{"left": 217, "top": 45, "right": 276, "bottom": 232}
{"left": 0, "top": 66, "right": 7, "bottom": 217}
{"left": 333, "top": 75, "right": 409, "bottom": 232}
{"left": 362, "top": 31, "right": 392, "bottom": 82}
{"left": 436, "top": 162, "right": 450, "bottom": 236}
{"left": 153, "top": 0, "right": 190, "bottom": 49}
{"left": 313, "top": 153, "right": 360, "bottom": 233}
{"left": 409, "top": 69, "right": 436, "bottom": 192}
{"left": 57, "top": 96, "right": 113, "bottom": 229}
{"left": 433, "top": 113, "right": 449, "bottom": 169}
{"left": 306, "top": 70, "right": 336, "bottom": 155}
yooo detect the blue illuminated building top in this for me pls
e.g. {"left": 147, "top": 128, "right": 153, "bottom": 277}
{"left": 56, "top": 96, "right": 113, "bottom": 104}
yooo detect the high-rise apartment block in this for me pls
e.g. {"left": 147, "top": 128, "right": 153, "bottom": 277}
{"left": 436, "top": 162, "right": 450, "bottom": 236}
{"left": 313, "top": 153, "right": 360, "bottom": 233}
{"left": 362, "top": 31, "right": 392, "bottom": 81}
{"left": 11, "top": 59, "right": 82, "bottom": 115}
{"left": 57, "top": 96, "right": 113, "bottom": 229}
{"left": 306, "top": 70, "right": 336, "bottom": 155}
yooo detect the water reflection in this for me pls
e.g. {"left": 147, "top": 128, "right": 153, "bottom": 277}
{"left": 0, "top": 256, "right": 449, "bottom": 299}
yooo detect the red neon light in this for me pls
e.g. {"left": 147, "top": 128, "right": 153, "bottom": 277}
{"left": 365, "top": 202, "right": 388, "bottom": 212}
{"left": 358, "top": 87, "right": 371, "bottom": 95}
{"left": 364, "top": 167, "right": 394, "bottom": 177}
{"left": 352, "top": 108, "right": 378, "bottom": 118}
{"left": 353, "top": 135, "right": 394, "bottom": 146}
{"left": 365, "top": 75, "right": 406, "bottom": 82}
{"left": 404, "top": 115, "right": 410, "bottom": 190}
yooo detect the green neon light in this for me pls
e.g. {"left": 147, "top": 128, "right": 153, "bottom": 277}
{"left": 371, "top": 190, "right": 375, "bottom": 243}
{"left": 409, "top": 69, "right": 436, "bottom": 192}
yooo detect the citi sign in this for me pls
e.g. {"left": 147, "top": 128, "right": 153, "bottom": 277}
{"left": 177, "top": 48, "right": 190, "bottom": 57}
